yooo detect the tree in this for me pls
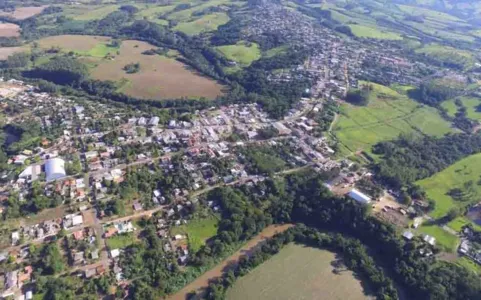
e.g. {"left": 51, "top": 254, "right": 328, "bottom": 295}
{"left": 41, "top": 243, "right": 65, "bottom": 274}
{"left": 4, "top": 52, "right": 30, "bottom": 68}
{"left": 30, "top": 56, "right": 89, "bottom": 86}
{"left": 446, "top": 207, "right": 461, "bottom": 222}
{"left": 345, "top": 84, "right": 372, "bottom": 106}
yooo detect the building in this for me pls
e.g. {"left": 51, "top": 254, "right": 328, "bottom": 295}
{"left": 402, "top": 231, "right": 414, "bottom": 240}
{"left": 273, "top": 122, "right": 292, "bottom": 135}
{"left": 348, "top": 189, "right": 371, "bottom": 205}
{"left": 45, "top": 158, "right": 66, "bottom": 182}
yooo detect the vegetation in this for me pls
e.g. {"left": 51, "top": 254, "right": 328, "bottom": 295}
{"left": 106, "top": 233, "right": 136, "bottom": 249}
{"left": 123, "top": 62, "right": 140, "bottom": 74}
{"left": 215, "top": 41, "right": 261, "bottom": 66}
{"left": 171, "top": 215, "right": 219, "bottom": 253}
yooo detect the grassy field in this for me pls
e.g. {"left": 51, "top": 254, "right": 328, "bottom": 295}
{"left": 215, "top": 41, "right": 261, "bottom": 66}
{"left": 106, "top": 233, "right": 136, "bottom": 249}
{"left": 170, "top": 215, "right": 219, "bottom": 253}
{"left": 441, "top": 97, "right": 481, "bottom": 121}
{"left": 226, "top": 244, "right": 372, "bottom": 300}
{"left": 333, "top": 82, "right": 454, "bottom": 155}
{"left": 91, "top": 40, "right": 224, "bottom": 99}
{"left": 349, "top": 24, "right": 403, "bottom": 40}
{"left": 415, "top": 44, "right": 476, "bottom": 70}
{"left": 36, "top": 35, "right": 114, "bottom": 55}
{"left": 72, "top": 4, "right": 120, "bottom": 21}
{"left": 417, "top": 153, "right": 481, "bottom": 219}
{"left": 457, "top": 257, "right": 481, "bottom": 275}
{"left": 417, "top": 225, "right": 459, "bottom": 252}
{"left": 0, "top": 23, "right": 21, "bottom": 37}
{"left": 174, "top": 12, "right": 230, "bottom": 35}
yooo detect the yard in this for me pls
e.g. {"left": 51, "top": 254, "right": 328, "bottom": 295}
{"left": 106, "top": 233, "right": 136, "bottom": 249}
{"left": 417, "top": 225, "right": 459, "bottom": 253}
{"left": 226, "top": 243, "right": 372, "bottom": 300}
{"left": 333, "top": 82, "right": 454, "bottom": 155}
{"left": 416, "top": 153, "right": 481, "bottom": 219}
{"left": 170, "top": 215, "right": 219, "bottom": 253}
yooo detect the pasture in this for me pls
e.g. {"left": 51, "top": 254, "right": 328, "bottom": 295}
{"left": 170, "top": 215, "right": 219, "bottom": 253}
{"left": 415, "top": 44, "right": 476, "bottom": 70}
{"left": 333, "top": 82, "right": 454, "bottom": 155}
{"left": 36, "top": 35, "right": 114, "bottom": 55}
{"left": 441, "top": 97, "right": 481, "bottom": 121}
{"left": 0, "top": 23, "right": 20, "bottom": 37}
{"left": 91, "top": 40, "right": 224, "bottom": 99}
{"left": 226, "top": 244, "right": 372, "bottom": 300}
{"left": 215, "top": 41, "right": 261, "bottom": 66}
{"left": 349, "top": 24, "right": 402, "bottom": 40}
{"left": 72, "top": 5, "right": 120, "bottom": 21}
{"left": 174, "top": 12, "right": 230, "bottom": 35}
{"left": 0, "top": 6, "right": 47, "bottom": 20}
{"left": 417, "top": 153, "right": 481, "bottom": 219}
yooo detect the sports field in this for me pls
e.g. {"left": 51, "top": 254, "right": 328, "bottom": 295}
{"left": 333, "top": 82, "right": 454, "bottom": 155}
{"left": 170, "top": 215, "right": 219, "bottom": 253}
{"left": 226, "top": 244, "right": 372, "bottom": 300}
{"left": 417, "top": 153, "right": 481, "bottom": 219}
{"left": 0, "top": 23, "right": 21, "bottom": 37}
{"left": 215, "top": 41, "right": 261, "bottom": 66}
{"left": 91, "top": 40, "right": 224, "bottom": 99}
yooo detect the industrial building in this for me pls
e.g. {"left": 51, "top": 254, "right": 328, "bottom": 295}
{"left": 45, "top": 158, "right": 66, "bottom": 182}
{"left": 348, "top": 188, "right": 371, "bottom": 205}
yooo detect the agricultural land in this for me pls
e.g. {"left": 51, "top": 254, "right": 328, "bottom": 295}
{"left": 0, "top": 23, "right": 20, "bottom": 37}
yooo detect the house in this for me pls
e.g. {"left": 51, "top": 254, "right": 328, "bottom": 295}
{"left": 402, "top": 231, "right": 414, "bottom": 240}
{"left": 133, "top": 202, "right": 143, "bottom": 211}
{"left": 423, "top": 235, "right": 436, "bottom": 246}
{"left": 4, "top": 271, "right": 18, "bottom": 290}
{"left": 73, "top": 230, "right": 84, "bottom": 240}
{"left": 273, "top": 122, "right": 292, "bottom": 135}
{"left": 84, "top": 268, "right": 96, "bottom": 279}
{"left": 347, "top": 189, "right": 371, "bottom": 205}
{"left": 110, "top": 249, "right": 120, "bottom": 258}
{"left": 91, "top": 249, "right": 99, "bottom": 260}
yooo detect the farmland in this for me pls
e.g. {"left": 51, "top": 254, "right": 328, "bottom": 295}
{"left": 0, "top": 23, "right": 21, "bottom": 38}
{"left": 170, "top": 215, "right": 219, "bottom": 253}
{"left": 415, "top": 44, "right": 477, "bottom": 70}
{"left": 349, "top": 24, "right": 403, "bottom": 40}
{"left": 0, "top": 6, "right": 47, "bottom": 20}
{"left": 91, "top": 40, "right": 224, "bottom": 100}
{"left": 36, "top": 35, "right": 114, "bottom": 55}
{"left": 333, "top": 82, "right": 454, "bottom": 155}
{"left": 215, "top": 42, "right": 261, "bottom": 66}
{"left": 417, "top": 153, "right": 481, "bottom": 219}
{"left": 0, "top": 47, "right": 25, "bottom": 60}
{"left": 225, "top": 244, "right": 372, "bottom": 300}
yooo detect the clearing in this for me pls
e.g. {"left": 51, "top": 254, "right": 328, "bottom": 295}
{"left": 174, "top": 12, "right": 230, "bottom": 36}
{"left": 91, "top": 40, "right": 224, "bottom": 100}
{"left": 215, "top": 41, "right": 261, "bottom": 66}
{"left": 417, "top": 153, "right": 481, "bottom": 219}
{"left": 170, "top": 215, "right": 219, "bottom": 253}
{"left": 0, "top": 6, "right": 47, "bottom": 20}
{"left": 441, "top": 96, "right": 481, "bottom": 121}
{"left": 36, "top": 35, "right": 115, "bottom": 57}
{"left": 333, "top": 82, "right": 454, "bottom": 156}
{"left": 226, "top": 243, "right": 372, "bottom": 300}
{"left": 0, "top": 23, "right": 20, "bottom": 37}
{"left": 349, "top": 24, "right": 402, "bottom": 40}
{"left": 169, "top": 224, "right": 293, "bottom": 300}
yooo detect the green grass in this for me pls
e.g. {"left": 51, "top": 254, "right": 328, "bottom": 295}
{"left": 215, "top": 41, "right": 261, "bottom": 66}
{"left": 397, "top": 4, "right": 463, "bottom": 23}
{"left": 457, "top": 257, "right": 481, "bottom": 275}
{"left": 226, "top": 244, "right": 369, "bottom": 300}
{"left": 417, "top": 153, "right": 481, "bottom": 219}
{"left": 167, "top": 0, "right": 232, "bottom": 21}
{"left": 174, "top": 12, "right": 230, "bottom": 35}
{"left": 263, "top": 45, "right": 289, "bottom": 58}
{"left": 415, "top": 44, "right": 476, "bottom": 70}
{"left": 349, "top": 24, "right": 402, "bottom": 40}
{"left": 418, "top": 225, "right": 459, "bottom": 252}
{"left": 106, "top": 233, "right": 136, "bottom": 249}
{"left": 73, "top": 5, "right": 120, "bottom": 21}
{"left": 171, "top": 215, "right": 219, "bottom": 253}
{"left": 78, "top": 43, "right": 118, "bottom": 58}
{"left": 334, "top": 82, "right": 454, "bottom": 155}
{"left": 441, "top": 97, "right": 481, "bottom": 121}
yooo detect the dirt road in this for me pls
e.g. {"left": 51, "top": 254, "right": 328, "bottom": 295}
{"left": 168, "top": 224, "right": 293, "bottom": 300}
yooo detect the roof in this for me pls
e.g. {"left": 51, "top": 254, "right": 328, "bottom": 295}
{"left": 45, "top": 158, "right": 66, "bottom": 182}
{"left": 72, "top": 215, "right": 83, "bottom": 226}
{"left": 111, "top": 249, "right": 120, "bottom": 258}
{"left": 403, "top": 231, "right": 414, "bottom": 240}
{"left": 348, "top": 189, "right": 371, "bottom": 204}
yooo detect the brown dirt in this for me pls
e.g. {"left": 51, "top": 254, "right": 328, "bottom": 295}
{"left": 91, "top": 40, "right": 225, "bottom": 100}
{"left": 168, "top": 224, "right": 293, "bottom": 300}
{"left": 0, "top": 46, "right": 24, "bottom": 60}
{"left": 0, "top": 6, "right": 48, "bottom": 20}
{"left": 37, "top": 35, "right": 112, "bottom": 52}
{"left": 0, "top": 23, "right": 20, "bottom": 38}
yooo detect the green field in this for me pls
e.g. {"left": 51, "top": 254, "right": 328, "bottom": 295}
{"left": 174, "top": 12, "right": 230, "bottom": 35}
{"left": 334, "top": 82, "right": 454, "bottom": 155}
{"left": 72, "top": 4, "right": 120, "bottom": 21}
{"left": 171, "top": 215, "right": 219, "bottom": 253}
{"left": 457, "top": 257, "right": 481, "bottom": 275}
{"left": 215, "top": 41, "right": 261, "bottom": 66}
{"left": 349, "top": 24, "right": 402, "bottom": 40}
{"left": 417, "top": 153, "right": 481, "bottom": 219}
{"left": 106, "top": 233, "right": 136, "bottom": 249}
{"left": 418, "top": 225, "right": 459, "bottom": 252}
{"left": 416, "top": 44, "right": 476, "bottom": 69}
{"left": 442, "top": 97, "right": 481, "bottom": 121}
{"left": 226, "top": 244, "right": 371, "bottom": 300}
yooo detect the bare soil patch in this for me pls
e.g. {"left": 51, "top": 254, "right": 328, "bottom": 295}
{"left": 0, "top": 46, "right": 24, "bottom": 60}
{"left": 169, "top": 224, "right": 293, "bottom": 300}
{"left": 37, "top": 35, "right": 112, "bottom": 52}
{"left": 0, "top": 6, "right": 47, "bottom": 20}
{"left": 0, "top": 23, "right": 20, "bottom": 37}
{"left": 91, "top": 40, "right": 225, "bottom": 100}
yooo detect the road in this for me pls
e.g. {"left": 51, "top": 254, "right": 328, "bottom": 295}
{"left": 168, "top": 224, "right": 293, "bottom": 300}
